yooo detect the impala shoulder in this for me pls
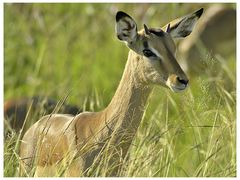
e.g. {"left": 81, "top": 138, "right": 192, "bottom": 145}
{"left": 73, "top": 112, "right": 103, "bottom": 139}
{"left": 74, "top": 111, "right": 101, "bottom": 121}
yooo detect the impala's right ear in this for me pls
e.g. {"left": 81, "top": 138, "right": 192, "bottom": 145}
{"left": 115, "top": 11, "right": 138, "bottom": 44}
{"left": 162, "top": 8, "right": 204, "bottom": 38}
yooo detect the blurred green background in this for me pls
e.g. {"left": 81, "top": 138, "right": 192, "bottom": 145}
{"left": 4, "top": 3, "right": 236, "bottom": 177}
{"left": 4, "top": 3, "right": 235, "bottom": 106}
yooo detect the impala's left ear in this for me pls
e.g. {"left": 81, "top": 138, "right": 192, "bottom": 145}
{"left": 163, "top": 8, "right": 204, "bottom": 38}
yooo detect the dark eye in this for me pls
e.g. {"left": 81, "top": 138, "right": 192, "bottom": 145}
{"left": 143, "top": 49, "right": 157, "bottom": 58}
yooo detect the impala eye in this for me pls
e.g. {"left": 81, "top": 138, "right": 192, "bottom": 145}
{"left": 143, "top": 49, "right": 157, "bottom": 58}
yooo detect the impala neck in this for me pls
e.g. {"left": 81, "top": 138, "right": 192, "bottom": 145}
{"left": 104, "top": 50, "right": 153, "bottom": 140}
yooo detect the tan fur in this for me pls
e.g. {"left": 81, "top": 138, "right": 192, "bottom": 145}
{"left": 19, "top": 10, "right": 202, "bottom": 177}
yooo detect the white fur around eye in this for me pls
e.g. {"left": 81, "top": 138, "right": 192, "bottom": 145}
{"left": 149, "top": 47, "right": 164, "bottom": 60}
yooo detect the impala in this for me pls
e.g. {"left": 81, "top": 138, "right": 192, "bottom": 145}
{"left": 20, "top": 8, "right": 203, "bottom": 177}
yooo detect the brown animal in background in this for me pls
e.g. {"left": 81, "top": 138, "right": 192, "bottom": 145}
{"left": 4, "top": 96, "right": 80, "bottom": 133}
{"left": 178, "top": 5, "right": 236, "bottom": 73}
{"left": 20, "top": 9, "right": 203, "bottom": 177}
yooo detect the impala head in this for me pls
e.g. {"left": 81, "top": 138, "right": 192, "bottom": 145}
{"left": 116, "top": 8, "right": 203, "bottom": 92}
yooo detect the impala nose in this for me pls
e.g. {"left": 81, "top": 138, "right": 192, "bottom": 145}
{"left": 177, "top": 77, "right": 189, "bottom": 86}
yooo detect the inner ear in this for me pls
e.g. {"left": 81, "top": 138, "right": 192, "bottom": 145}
{"left": 115, "top": 11, "right": 138, "bottom": 44}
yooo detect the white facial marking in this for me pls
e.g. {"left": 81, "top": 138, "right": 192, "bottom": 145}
{"left": 149, "top": 46, "right": 164, "bottom": 60}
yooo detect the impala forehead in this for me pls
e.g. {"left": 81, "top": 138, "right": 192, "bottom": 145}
{"left": 142, "top": 33, "right": 176, "bottom": 56}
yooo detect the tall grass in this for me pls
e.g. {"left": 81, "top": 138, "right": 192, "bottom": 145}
{"left": 4, "top": 3, "right": 236, "bottom": 177}
{"left": 4, "top": 73, "right": 236, "bottom": 176}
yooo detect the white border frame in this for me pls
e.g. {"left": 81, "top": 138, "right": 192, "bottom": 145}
{"left": 1, "top": 1, "right": 238, "bottom": 179}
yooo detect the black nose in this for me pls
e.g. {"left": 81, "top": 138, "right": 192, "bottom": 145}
{"left": 177, "top": 77, "right": 189, "bottom": 85}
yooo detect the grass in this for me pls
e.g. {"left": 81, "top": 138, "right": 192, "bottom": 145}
{"left": 4, "top": 3, "right": 236, "bottom": 177}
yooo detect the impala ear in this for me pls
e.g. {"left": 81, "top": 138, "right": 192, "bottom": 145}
{"left": 163, "top": 8, "right": 204, "bottom": 38}
{"left": 115, "top": 11, "right": 138, "bottom": 44}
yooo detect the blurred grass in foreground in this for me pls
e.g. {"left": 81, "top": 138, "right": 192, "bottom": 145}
{"left": 4, "top": 3, "right": 236, "bottom": 177}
